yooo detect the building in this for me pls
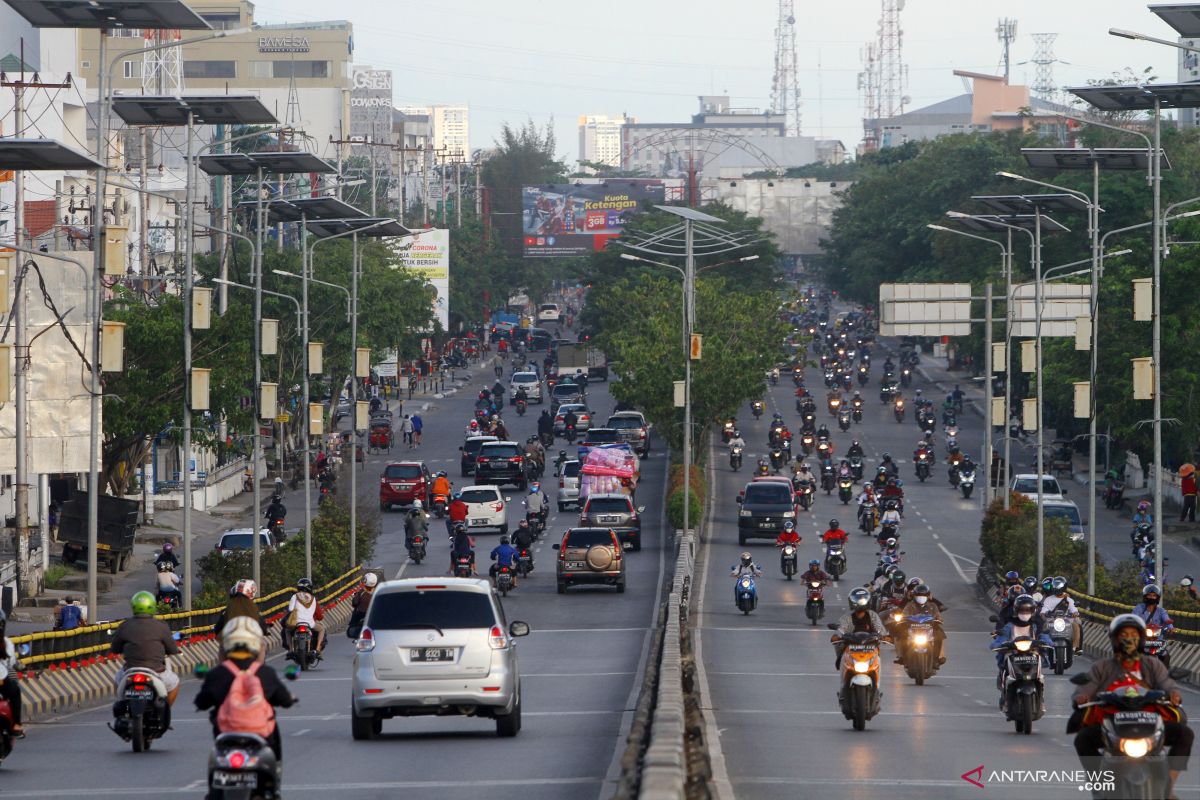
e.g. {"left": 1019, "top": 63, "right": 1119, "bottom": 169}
{"left": 400, "top": 104, "right": 470, "bottom": 158}
{"left": 621, "top": 96, "right": 834, "bottom": 179}
{"left": 75, "top": 0, "right": 355, "bottom": 162}
{"left": 349, "top": 66, "right": 395, "bottom": 209}
{"left": 391, "top": 109, "right": 432, "bottom": 216}
{"left": 578, "top": 114, "right": 631, "bottom": 171}
{"left": 1178, "top": 37, "right": 1200, "bottom": 127}
{"left": 864, "top": 70, "right": 1072, "bottom": 151}
{"left": 713, "top": 178, "right": 844, "bottom": 257}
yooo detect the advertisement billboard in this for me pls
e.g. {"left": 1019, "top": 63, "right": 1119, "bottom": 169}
{"left": 522, "top": 182, "right": 664, "bottom": 257}
{"left": 394, "top": 228, "right": 449, "bottom": 331}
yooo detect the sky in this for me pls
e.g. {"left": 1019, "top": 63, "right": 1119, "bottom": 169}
{"left": 250, "top": 0, "right": 1185, "bottom": 164}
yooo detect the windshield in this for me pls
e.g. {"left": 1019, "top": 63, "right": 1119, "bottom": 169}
{"left": 564, "top": 530, "right": 615, "bottom": 548}
{"left": 367, "top": 590, "right": 495, "bottom": 630}
{"left": 563, "top": 461, "right": 581, "bottom": 478}
{"left": 463, "top": 438, "right": 495, "bottom": 454}
{"left": 553, "top": 385, "right": 582, "bottom": 397}
{"left": 586, "top": 430, "right": 621, "bottom": 442}
{"left": 744, "top": 485, "right": 793, "bottom": 504}
{"left": 1014, "top": 477, "right": 1061, "bottom": 495}
{"left": 607, "top": 416, "right": 642, "bottom": 430}
{"left": 1044, "top": 507, "right": 1082, "bottom": 526}
{"left": 512, "top": 373, "right": 537, "bottom": 384}
{"left": 558, "top": 405, "right": 585, "bottom": 416}
{"left": 539, "top": 304, "right": 558, "bottom": 312}
{"left": 587, "top": 498, "right": 632, "bottom": 514}
{"left": 220, "top": 532, "right": 266, "bottom": 549}
{"left": 460, "top": 489, "right": 499, "bottom": 504}
{"left": 383, "top": 465, "right": 422, "bottom": 480}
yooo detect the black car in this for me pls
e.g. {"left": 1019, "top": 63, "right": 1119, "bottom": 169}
{"left": 473, "top": 441, "right": 527, "bottom": 489}
{"left": 735, "top": 478, "right": 798, "bottom": 546}
{"left": 550, "top": 383, "right": 585, "bottom": 414}
{"left": 459, "top": 435, "right": 498, "bottom": 477}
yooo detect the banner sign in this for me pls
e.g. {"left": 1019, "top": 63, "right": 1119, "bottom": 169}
{"left": 521, "top": 182, "right": 664, "bottom": 257}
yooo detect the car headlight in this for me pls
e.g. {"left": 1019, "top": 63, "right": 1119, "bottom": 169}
{"left": 912, "top": 633, "right": 929, "bottom": 646}
{"left": 782, "top": 511, "right": 796, "bottom": 518}
{"left": 1052, "top": 618, "right": 1066, "bottom": 632}
{"left": 853, "top": 661, "right": 871, "bottom": 674}
{"left": 739, "top": 509, "right": 752, "bottom": 517}
{"left": 1121, "top": 738, "right": 1151, "bottom": 759}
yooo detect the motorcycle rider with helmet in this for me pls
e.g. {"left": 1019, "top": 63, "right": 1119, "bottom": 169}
{"left": 1132, "top": 584, "right": 1175, "bottom": 651}
{"left": 846, "top": 439, "right": 865, "bottom": 461}
{"left": 802, "top": 559, "right": 835, "bottom": 586}
{"left": 834, "top": 588, "right": 888, "bottom": 669}
{"left": 0, "top": 611, "right": 24, "bottom": 736}
{"left": 450, "top": 524, "right": 477, "bottom": 574}
{"left": 404, "top": 499, "right": 429, "bottom": 551}
{"left": 775, "top": 521, "right": 802, "bottom": 548}
{"left": 877, "top": 569, "right": 909, "bottom": 610}
{"left": 1039, "top": 576, "right": 1083, "bottom": 655}
{"left": 348, "top": 572, "right": 379, "bottom": 631}
{"left": 895, "top": 583, "right": 946, "bottom": 666}
{"left": 490, "top": 535, "right": 520, "bottom": 586}
{"left": 283, "top": 578, "right": 325, "bottom": 655}
{"left": 155, "top": 542, "right": 180, "bottom": 571}
{"left": 112, "top": 591, "right": 181, "bottom": 711}
{"left": 1072, "top": 614, "right": 1193, "bottom": 793}
{"left": 991, "top": 594, "right": 1053, "bottom": 676}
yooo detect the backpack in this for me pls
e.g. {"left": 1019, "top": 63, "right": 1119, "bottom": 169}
{"left": 59, "top": 604, "right": 82, "bottom": 631}
{"left": 216, "top": 660, "right": 275, "bottom": 738}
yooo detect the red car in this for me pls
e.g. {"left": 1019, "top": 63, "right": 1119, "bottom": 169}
{"left": 379, "top": 462, "right": 432, "bottom": 511}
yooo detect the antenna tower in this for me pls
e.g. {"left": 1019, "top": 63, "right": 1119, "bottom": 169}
{"left": 142, "top": 29, "right": 183, "bottom": 95}
{"left": 996, "top": 18, "right": 1018, "bottom": 83}
{"left": 1029, "top": 33, "right": 1060, "bottom": 99}
{"left": 877, "top": 0, "right": 907, "bottom": 118}
{"left": 857, "top": 43, "right": 879, "bottom": 151}
{"left": 770, "top": 0, "right": 802, "bottom": 136}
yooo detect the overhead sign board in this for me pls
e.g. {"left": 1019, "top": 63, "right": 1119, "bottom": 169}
{"left": 878, "top": 283, "right": 972, "bottom": 336}
{"left": 1011, "top": 283, "right": 1090, "bottom": 337}
{"left": 521, "top": 182, "right": 664, "bottom": 257}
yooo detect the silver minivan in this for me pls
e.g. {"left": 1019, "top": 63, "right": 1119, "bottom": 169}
{"left": 557, "top": 459, "right": 581, "bottom": 511}
{"left": 350, "top": 578, "right": 530, "bottom": 739}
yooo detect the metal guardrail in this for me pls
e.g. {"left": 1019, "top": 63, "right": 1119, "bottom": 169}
{"left": 12, "top": 567, "right": 362, "bottom": 668}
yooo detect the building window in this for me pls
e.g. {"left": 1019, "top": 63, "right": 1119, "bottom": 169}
{"left": 249, "top": 61, "right": 272, "bottom": 78}
{"left": 183, "top": 60, "right": 236, "bottom": 79}
{"left": 200, "top": 12, "right": 240, "bottom": 30}
{"left": 273, "top": 60, "right": 329, "bottom": 79}
{"left": 122, "top": 60, "right": 142, "bottom": 79}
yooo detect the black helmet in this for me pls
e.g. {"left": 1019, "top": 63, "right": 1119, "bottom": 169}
{"left": 1006, "top": 585, "right": 1023, "bottom": 601}
{"left": 1051, "top": 576, "right": 1067, "bottom": 594}
{"left": 1023, "top": 576, "right": 1039, "bottom": 593}
{"left": 297, "top": 578, "right": 314, "bottom": 593}
{"left": 912, "top": 583, "right": 931, "bottom": 597}
{"left": 890, "top": 570, "right": 906, "bottom": 585}
{"left": 740, "top": 552, "right": 753, "bottom": 567}
{"left": 500, "top": 535, "right": 510, "bottom": 545}
{"left": 849, "top": 588, "right": 871, "bottom": 609}
{"left": 828, "top": 519, "right": 839, "bottom": 530}
{"left": 882, "top": 452, "right": 892, "bottom": 461}
{"left": 518, "top": 519, "right": 529, "bottom": 528}
{"left": 1013, "top": 594, "right": 1038, "bottom": 616}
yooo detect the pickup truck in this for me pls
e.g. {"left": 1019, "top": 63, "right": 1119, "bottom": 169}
{"left": 556, "top": 343, "right": 608, "bottom": 381}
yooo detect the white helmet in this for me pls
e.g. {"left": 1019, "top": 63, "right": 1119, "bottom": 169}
{"left": 412, "top": 499, "right": 423, "bottom": 510}
{"left": 221, "top": 616, "right": 264, "bottom": 655}
{"left": 363, "top": 572, "right": 379, "bottom": 588}
{"left": 230, "top": 578, "right": 258, "bottom": 600}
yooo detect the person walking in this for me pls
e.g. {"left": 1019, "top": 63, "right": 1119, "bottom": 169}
{"left": 1181, "top": 464, "right": 1197, "bottom": 523}
{"left": 399, "top": 414, "right": 414, "bottom": 447}
{"left": 411, "top": 412, "right": 423, "bottom": 447}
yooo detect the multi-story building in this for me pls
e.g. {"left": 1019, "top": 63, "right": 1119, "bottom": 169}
{"left": 578, "top": 114, "right": 631, "bottom": 171}
{"left": 399, "top": 104, "right": 470, "bottom": 158}
{"left": 392, "top": 109, "right": 432, "bottom": 216}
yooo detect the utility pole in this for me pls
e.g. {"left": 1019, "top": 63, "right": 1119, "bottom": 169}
{"left": 454, "top": 155, "right": 462, "bottom": 228}
{"left": 2, "top": 50, "right": 73, "bottom": 600}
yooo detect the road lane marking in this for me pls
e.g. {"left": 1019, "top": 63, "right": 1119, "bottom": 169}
{"left": 281, "top": 672, "right": 636, "bottom": 682}
{"left": 937, "top": 542, "right": 978, "bottom": 584}
{"left": 292, "top": 728, "right": 310, "bottom": 736}
{"left": 0, "top": 778, "right": 610, "bottom": 797}
{"left": 714, "top": 708, "right": 1070, "bottom": 719}
{"left": 708, "top": 671, "right": 998, "bottom": 680}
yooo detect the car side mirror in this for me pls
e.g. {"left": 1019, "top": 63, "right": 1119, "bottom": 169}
{"left": 1062, "top": 489, "right": 1068, "bottom": 495}
{"left": 505, "top": 496, "right": 512, "bottom": 502}
{"left": 552, "top": 543, "right": 560, "bottom": 550}
{"left": 637, "top": 506, "right": 646, "bottom": 513}
{"left": 509, "top": 621, "right": 531, "bottom": 637}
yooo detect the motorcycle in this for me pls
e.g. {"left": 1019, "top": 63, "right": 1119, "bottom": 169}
{"left": 1131, "top": 524, "right": 1153, "bottom": 559}
{"left": 838, "top": 410, "right": 852, "bottom": 432}
{"left": 539, "top": 431, "right": 555, "bottom": 448}
{"left": 792, "top": 368, "right": 804, "bottom": 387}
{"left": 769, "top": 448, "right": 786, "bottom": 474}
{"left": 829, "top": 628, "right": 884, "bottom": 731}
{"left": 756, "top": 461, "right": 771, "bottom": 477}
{"left": 1143, "top": 624, "right": 1170, "bottom": 667}
{"left": 735, "top": 574, "right": 758, "bottom": 615}
{"left": 824, "top": 542, "right": 846, "bottom": 581}
{"left": 431, "top": 494, "right": 448, "bottom": 519}
{"left": 1070, "top": 677, "right": 1179, "bottom": 799}
{"left": 453, "top": 553, "right": 474, "bottom": 578}
{"left": 516, "top": 548, "right": 534, "bottom": 578}
{"left": 1104, "top": 478, "right": 1126, "bottom": 510}
{"left": 290, "top": 623, "right": 321, "bottom": 671}
{"left": 837, "top": 476, "right": 854, "bottom": 504}
{"left": 495, "top": 564, "right": 515, "bottom": 597}
{"left": 779, "top": 543, "right": 798, "bottom": 580}
{"left": 857, "top": 365, "right": 869, "bottom": 386}
{"left": 751, "top": 401, "right": 765, "bottom": 419}
{"left": 918, "top": 411, "right": 936, "bottom": 432}
{"left": 995, "top": 635, "right": 1047, "bottom": 735}
{"left": 1045, "top": 609, "right": 1074, "bottom": 675}
{"left": 110, "top": 663, "right": 174, "bottom": 752}
{"left": 900, "top": 366, "right": 912, "bottom": 387}
{"left": 516, "top": 398, "right": 527, "bottom": 416}
{"left": 958, "top": 466, "right": 976, "bottom": 499}
{"left": 722, "top": 420, "right": 736, "bottom": 444}
{"left": 806, "top": 580, "right": 826, "bottom": 624}
{"left": 893, "top": 399, "right": 906, "bottom": 423}
{"left": 859, "top": 504, "right": 878, "bottom": 534}
{"left": 828, "top": 396, "right": 843, "bottom": 416}
{"left": 849, "top": 456, "right": 864, "bottom": 481}
{"left": 915, "top": 452, "right": 931, "bottom": 482}
{"left": 564, "top": 423, "right": 577, "bottom": 444}
{"left": 820, "top": 466, "right": 836, "bottom": 495}
{"left": 851, "top": 400, "right": 863, "bottom": 424}
{"left": 730, "top": 446, "right": 743, "bottom": 472}
{"left": 797, "top": 481, "right": 815, "bottom": 511}
{"left": 408, "top": 533, "right": 427, "bottom": 565}
{"left": 902, "top": 613, "right": 940, "bottom": 686}
{"left": 768, "top": 370, "right": 779, "bottom": 386}
{"left": 800, "top": 433, "right": 815, "bottom": 455}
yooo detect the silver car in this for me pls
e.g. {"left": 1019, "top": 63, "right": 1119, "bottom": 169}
{"left": 350, "top": 578, "right": 530, "bottom": 739}
{"left": 557, "top": 459, "right": 581, "bottom": 511}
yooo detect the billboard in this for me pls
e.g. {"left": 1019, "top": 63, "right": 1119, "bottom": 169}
{"left": 394, "top": 229, "right": 449, "bottom": 331}
{"left": 522, "top": 182, "right": 664, "bottom": 257}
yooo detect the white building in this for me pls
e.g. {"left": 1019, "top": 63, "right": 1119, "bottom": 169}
{"left": 578, "top": 114, "right": 631, "bottom": 171}
{"left": 399, "top": 105, "right": 470, "bottom": 158}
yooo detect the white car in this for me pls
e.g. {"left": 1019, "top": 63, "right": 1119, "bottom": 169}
{"left": 509, "top": 371, "right": 543, "bottom": 404}
{"left": 1010, "top": 473, "right": 1066, "bottom": 502}
{"left": 557, "top": 459, "right": 581, "bottom": 511}
{"left": 537, "top": 303, "right": 562, "bottom": 323}
{"left": 458, "top": 485, "right": 510, "bottom": 535}
{"left": 215, "top": 528, "right": 276, "bottom": 556}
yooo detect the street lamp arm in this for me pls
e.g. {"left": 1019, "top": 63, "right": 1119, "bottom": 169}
{"left": 927, "top": 223, "right": 1007, "bottom": 253}
{"left": 618, "top": 252, "right": 685, "bottom": 278}
{"left": 1109, "top": 28, "right": 1200, "bottom": 54}
{"left": 273, "top": 270, "right": 352, "bottom": 322}
{"left": 947, "top": 212, "right": 1036, "bottom": 246}
{"left": 213, "top": 278, "right": 302, "bottom": 334}
{"left": 108, "top": 28, "right": 248, "bottom": 75}
{"left": 995, "top": 172, "right": 1092, "bottom": 206}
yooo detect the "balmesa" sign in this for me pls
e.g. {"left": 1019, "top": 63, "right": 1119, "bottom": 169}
{"left": 258, "top": 35, "right": 310, "bottom": 53}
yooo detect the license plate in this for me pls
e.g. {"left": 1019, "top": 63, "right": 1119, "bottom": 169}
{"left": 1010, "top": 654, "right": 1038, "bottom": 664}
{"left": 567, "top": 561, "right": 586, "bottom": 569}
{"left": 212, "top": 771, "right": 257, "bottom": 788}
{"left": 599, "top": 515, "right": 620, "bottom": 523}
{"left": 759, "top": 522, "right": 776, "bottom": 529}
{"left": 1115, "top": 711, "right": 1161, "bottom": 724}
{"left": 471, "top": 519, "right": 489, "bottom": 525}
{"left": 410, "top": 647, "right": 454, "bottom": 662}
{"left": 124, "top": 688, "right": 154, "bottom": 699}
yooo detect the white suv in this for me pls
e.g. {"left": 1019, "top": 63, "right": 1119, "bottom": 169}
{"left": 1010, "top": 473, "right": 1066, "bottom": 501}
{"left": 350, "top": 578, "right": 530, "bottom": 739}
{"left": 537, "top": 303, "right": 561, "bottom": 323}
{"left": 458, "top": 485, "right": 510, "bottom": 535}
{"left": 557, "top": 459, "right": 582, "bottom": 511}
{"left": 509, "top": 371, "right": 543, "bottom": 404}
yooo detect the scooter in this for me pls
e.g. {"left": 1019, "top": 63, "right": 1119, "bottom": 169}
{"left": 431, "top": 494, "right": 448, "bottom": 519}
{"left": 734, "top": 574, "right": 758, "bottom": 615}
{"left": 994, "top": 635, "right": 1047, "bottom": 735}
{"left": 806, "top": 580, "right": 826, "bottom": 624}
{"left": 751, "top": 401, "right": 765, "bottom": 419}
{"left": 0, "top": 644, "right": 27, "bottom": 766}
{"left": 110, "top": 663, "right": 174, "bottom": 752}
{"left": 722, "top": 420, "right": 736, "bottom": 443}
{"left": 901, "top": 614, "right": 940, "bottom": 686}
{"left": 829, "top": 627, "right": 884, "bottom": 731}
{"left": 1045, "top": 609, "right": 1074, "bottom": 675}
{"left": 516, "top": 398, "right": 527, "bottom": 416}
{"left": 1143, "top": 624, "right": 1170, "bottom": 667}
{"left": 516, "top": 548, "right": 534, "bottom": 578}
{"left": 838, "top": 410, "right": 852, "bottom": 432}
{"left": 824, "top": 542, "right": 846, "bottom": 581}
{"left": 289, "top": 623, "right": 321, "bottom": 671}
{"left": 797, "top": 481, "right": 815, "bottom": 511}
{"left": 495, "top": 564, "right": 515, "bottom": 597}
{"left": 837, "top": 476, "right": 854, "bottom": 504}
{"left": 408, "top": 533, "right": 427, "bottom": 565}
{"left": 849, "top": 456, "right": 864, "bottom": 481}
{"left": 893, "top": 399, "right": 906, "bottom": 423}
{"left": 852, "top": 400, "right": 864, "bottom": 424}
{"left": 769, "top": 448, "right": 786, "bottom": 474}
{"left": 915, "top": 452, "right": 931, "bottom": 482}
{"left": 453, "top": 553, "right": 475, "bottom": 578}
{"left": 730, "top": 446, "right": 743, "bottom": 472}
{"left": 202, "top": 663, "right": 298, "bottom": 799}
{"left": 958, "top": 466, "right": 976, "bottom": 499}
{"left": 779, "top": 543, "right": 798, "bottom": 580}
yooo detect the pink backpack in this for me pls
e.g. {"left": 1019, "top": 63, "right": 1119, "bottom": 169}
{"left": 216, "top": 660, "right": 275, "bottom": 738}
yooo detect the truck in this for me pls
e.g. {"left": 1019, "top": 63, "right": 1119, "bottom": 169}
{"left": 556, "top": 343, "right": 608, "bottom": 381}
{"left": 58, "top": 491, "right": 140, "bottom": 573}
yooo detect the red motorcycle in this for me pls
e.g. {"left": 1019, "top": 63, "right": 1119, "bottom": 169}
{"left": 805, "top": 579, "right": 825, "bottom": 624}
{"left": 453, "top": 553, "right": 474, "bottom": 578}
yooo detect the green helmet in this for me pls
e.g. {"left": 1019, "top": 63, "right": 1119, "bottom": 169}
{"left": 130, "top": 591, "right": 157, "bottom": 616}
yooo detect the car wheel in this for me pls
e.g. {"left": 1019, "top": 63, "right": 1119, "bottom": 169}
{"left": 496, "top": 689, "right": 521, "bottom": 737}
{"left": 557, "top": 580, "right": 567, "bottom": 594}
{"left": 517, "top": 479, "right": 527, "bottom": 491}
{"left": 558, "top": 503, "right": 566, "bottom": 512}
{"left": 351, "top": 709, "right": 375, "bottom": 741}
{"left": 499, "top": 524, "right": 508, "bottom": 536}
{"left": 631, "top": 537, "right": 642, "bottom": 552}
{"left": 380, "top": 503, "right": 388, "bottom": 512}
{"left": 738, "top": 533, "right": 747, "bottom": 546}
{"left": 617, "top": 579, "right": 626, "bottom": 593}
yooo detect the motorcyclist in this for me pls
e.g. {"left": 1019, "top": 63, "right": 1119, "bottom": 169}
{"left": 0, "top": 612, "right": 24, "bottom": 736}
{"left": 526, "top": 482, "right": 549, "bottom": 523}
{"left": 882, "top": 478, "right": 905, "bottom": 514}
{"left": 1039, "top": 576, "right": 1083, "bottom": 655}
{"left": 447, "top": 492, "right": 469, "bottom": 537}
{"left": 348, "top": 572, "right": 379, "bottom": 631}
{"left": 404, "top": 499, "right": 429, "bottom": 551}
{"left": 562, "top": 407, "right": 579, "bottom": 438}
{"left": 822, "top": 519, "right": 848, "bottom": 546}
{"left": 490, "top": 415, "right": 509, "bottom": 441}
{"left": 523, "top": 436, "right": 545, "bottom": 471}
{"left": 816, "top": 423, "right": 831, "bottom": 442}
{"left": 283, "top": 578, "right": 326, "bottom": 655}
{"left": 836, "top": 459, "right": 852, "bottom": 479}
{"left": 537, "top": 409, "right": 554, "bottom": 441}
{"left": 154, "top": 542, "right": 180, "bottom": 570}
{"left": 155, "top": 561, "right": 182, "bottom": 606}
{"left": 431, "top": 471, "right": 452, "bottom": 502}
{"left": 450, "top": 525, "right": 477, "bottom": 574}
{"left": 1072, "top": 615, "right": 1192, "bottom": 792}
{"left": 491, "top": 380, "right": 506, "bottom": 400}
{"left": 846, "top": 439, "right": 864, "bottom": 460}
{"left": 195, "top": 617, "right": 295, "bottom": 764}
{"left": 489, "top": 535, "right": 520, "bottom": 587}
{"left": 264, "top": 493, "right": 287, "bottom": 527}
{"left": 993, "top": 584, "right": 1024, "bottom": 633}
{"left": 991, "top": 594, "right": 1053, "bottom": 673}
{"left": 896, "top": 583, "right": 946, "bottom": 665}
{"left": 1132, "top": 583, "right": 1175, "bottom": 636}
{"left": 730, "top": 553, "right": 763, "bottom": 601}
{"left": 775, "top": 520, "right": 802, "bottom": 547}
{"left": 728, "top": 431, "right": 746, "bottom": 451}
{"left": 833, "top": 588, "right": 888, "bottom": 669}
{"left": 913, "top": 439, "right": 932, "bottom": 464}
{"left": 803, "top": 559, "right": 834, "bottom": 585}
{"left": 1133, "top": 498, "right": 1154, "bottom": 529}
{"left": 879, "top": 500, "right": 902, "bottom": 532}
{"left": 514, "top": 386, "right": 529, "bottom": 407}
{"left": 879, "top": 453, "right": 898, "bottom": 478}
{"left": 513, "top": 519, "right": 535, "bottom": 552}
{"left": 553, "top": 449, "right": 569, "bottom": 476}
{"left": 112, "top": 591, "right": 181, "bottom": 710}
{"left": 999, "top": 570, "right": 1023, "bottom": 605}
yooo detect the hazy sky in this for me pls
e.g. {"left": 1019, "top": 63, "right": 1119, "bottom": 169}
{"left": 252, "top": 0, "right": 1182, "bottom": 163}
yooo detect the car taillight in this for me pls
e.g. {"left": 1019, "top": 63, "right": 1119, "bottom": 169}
{"left": 559, "top": 479, "right": 564, "bottom": 487}
{"left": 356, "top": 627, "right": 375, "bottom": 652}
{"left": 509, "top": 457, "right": 523, "bottom": 463}
{"left": 489, "top": 625, "right": 507, "bottom": 650}
{"left": 494, "top": 502, "right": 504, "bottom": 512}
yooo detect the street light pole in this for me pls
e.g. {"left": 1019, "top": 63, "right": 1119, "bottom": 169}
{"left": 1152, "top": 98, "right": 1164, "bottom": 588}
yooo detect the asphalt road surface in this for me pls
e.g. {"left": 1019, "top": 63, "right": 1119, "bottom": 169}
{"left": 693, "top": 341, "right": 1200, "bottom": 800}
{"left": 5, "top": 350, "right": 667, "bottom": 800}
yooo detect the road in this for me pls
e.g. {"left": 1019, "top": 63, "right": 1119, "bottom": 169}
{"left": 693, "top": 339, "right": 1200, "bottom": 799}
{"left": 5, "top": 347, "right": 667, "bottom": 800}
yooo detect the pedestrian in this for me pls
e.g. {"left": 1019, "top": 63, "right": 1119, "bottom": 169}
{"left": 1181, "top": 464, "right": 1197, "bottom": 522}
{"left": 411, "top": 412, "right": 423, "bottom": 447}
{"left": 400, "top": 414, "right": 414, "bottom": 447}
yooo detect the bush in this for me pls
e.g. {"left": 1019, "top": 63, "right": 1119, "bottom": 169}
{"left": 979, "top": 492, "right": 1085, "bottom": 582}
{"left": 666, "top": 463, "right": 706, "bottom": 530}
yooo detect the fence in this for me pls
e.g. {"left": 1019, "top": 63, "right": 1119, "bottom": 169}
{"left": 12, "top": 567, "right": 363, "bottom": 669}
